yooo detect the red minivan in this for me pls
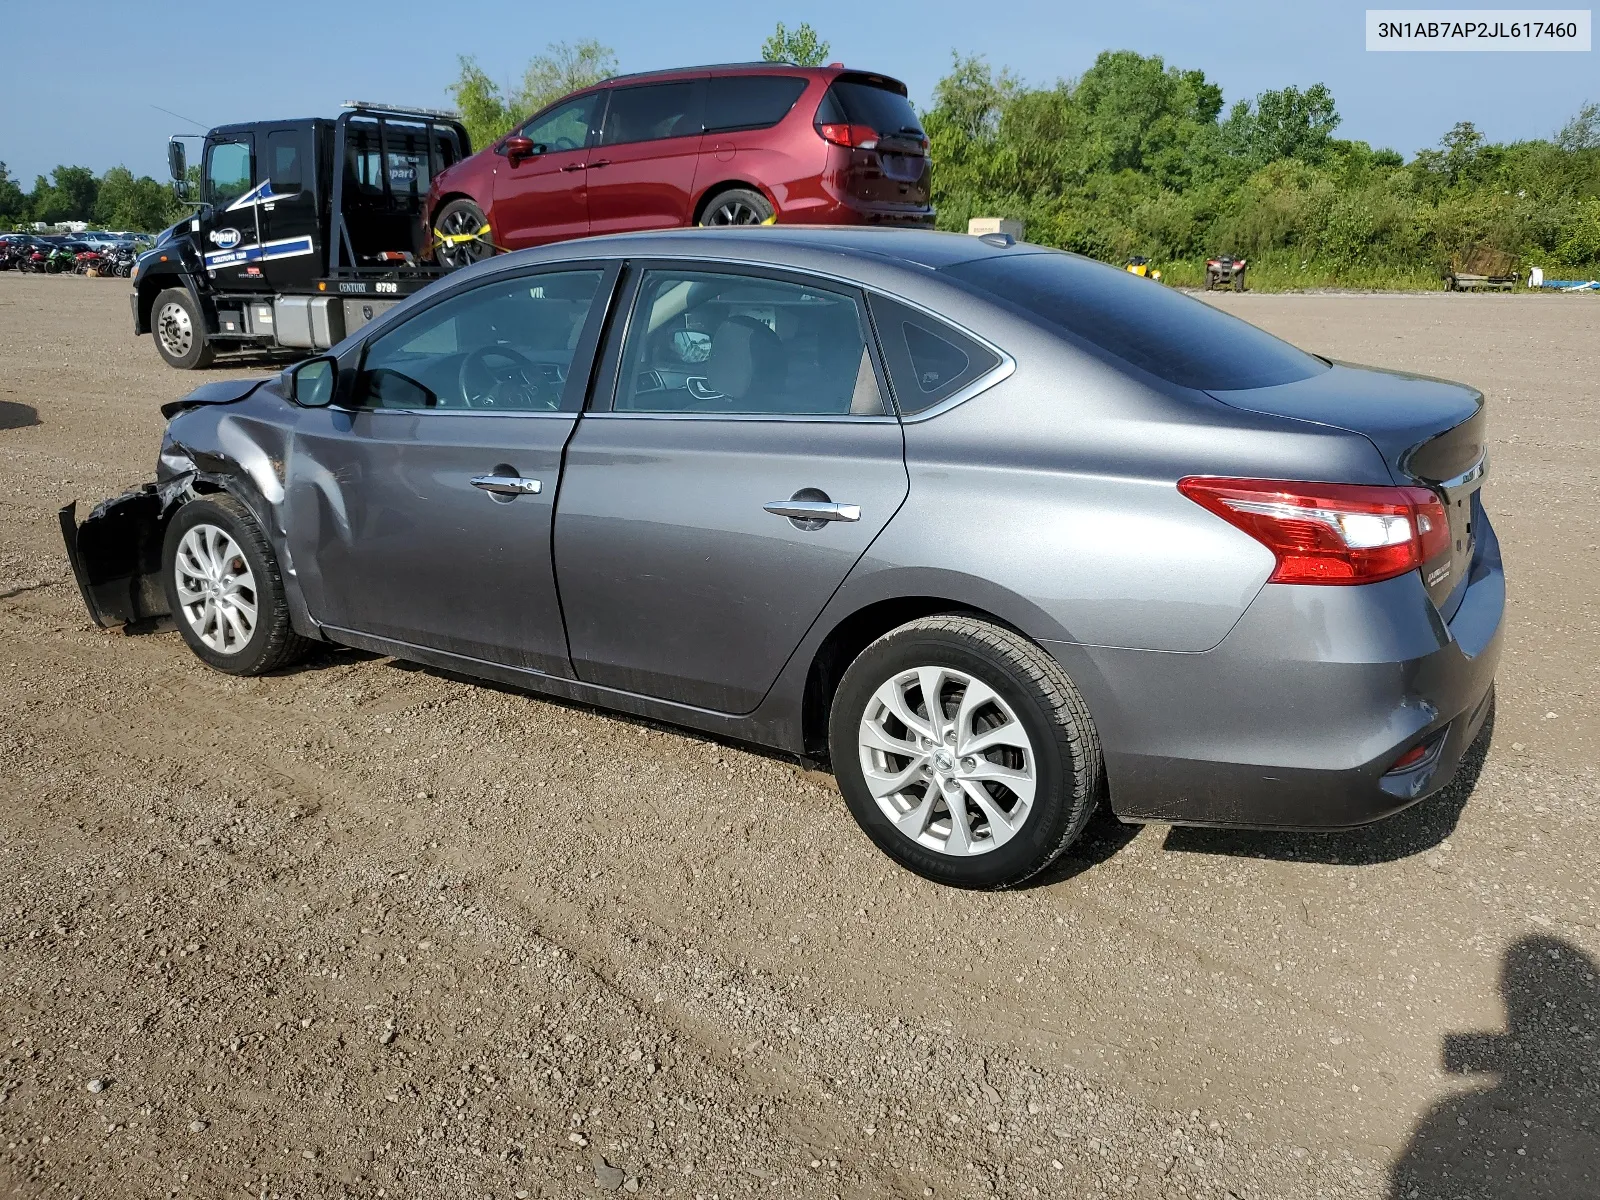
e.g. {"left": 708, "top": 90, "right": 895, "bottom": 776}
{"left": 426, "top": 63, "right": 934, "bottom": 268}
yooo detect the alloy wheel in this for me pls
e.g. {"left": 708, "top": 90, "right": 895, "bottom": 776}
{"left": 173, "top": 524, "right": 258, "bottom": 655}
{"left": 437, "top": 207, "right": 493, "bottom": 269}
{"left": 857, "top": 666, "right": 1037, "bottom": 856}
{"left": 702, "top": 198, "right": 767, "bottom": 226}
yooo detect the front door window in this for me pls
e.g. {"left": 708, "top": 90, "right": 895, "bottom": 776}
{"left": 205, "top": 140, "right": 252, "bottom": 207}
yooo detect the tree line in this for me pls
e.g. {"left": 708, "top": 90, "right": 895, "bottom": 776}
{"left": 0, "top": 161, "right": 183, "bottom": 232}
{"left": 922, "top": 50, "right": 1600, "bottom": 285}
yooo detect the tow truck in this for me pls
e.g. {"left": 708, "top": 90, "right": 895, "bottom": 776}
{"left": 132, "top": 103, "right": 471, "bottom": 369}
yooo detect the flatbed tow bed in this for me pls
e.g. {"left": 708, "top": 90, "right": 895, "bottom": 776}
{"left": 132, "top": 103, "right": 471, "bottom": 368}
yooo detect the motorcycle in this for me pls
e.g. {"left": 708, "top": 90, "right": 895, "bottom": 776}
{"left": 74, "top": 247, "right": 109, "bottom": 275}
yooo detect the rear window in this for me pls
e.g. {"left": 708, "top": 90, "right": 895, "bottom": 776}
{"left": 944, "top": 251, "right": 1326, "bottom": 391}
{"left": 704, "top": 75, "right": 808, "bottom": 133}
{"left": 818, "top": 78, "right": 923, "bottom": 138}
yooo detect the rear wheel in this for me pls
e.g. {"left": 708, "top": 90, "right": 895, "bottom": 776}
{"left": 698, "top": 188, "right": 774, "bottom": 227}
{"left": 162, "top": 494, "right": 312, "bottom": 676}
{"left": 828, "top": 615, "right": 1103, "bottom": 889}
{"left": 152, "top": 287, "right": 214, "bottom": 370}
{"left": 434, "top": 198, "right": 495, "bottom": 271}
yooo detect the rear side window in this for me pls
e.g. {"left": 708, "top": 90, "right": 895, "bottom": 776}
{"left": 600, "top": 82, "right": 701, "bottom": 146}
{"left": 817, "top": 78, "right": 923, "bottom": 138}
{"left": 265, "top": 129, "right": 306, "bottom": 193}
{"left": 704, "top": 76, "right": 808, "bottom": 133}
{"left": 944, "top": 252, "right": 1326, "bottom": 391}
{"left": 868, "top": 296, "right": 1001, "bottom": 415}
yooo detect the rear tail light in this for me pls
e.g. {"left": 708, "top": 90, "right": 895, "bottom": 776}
{"left": 818, "top": 123, "right": 879, "bottom": 149}
{"left": 1177, "top": 477, "right": 1450, "bottom": 585}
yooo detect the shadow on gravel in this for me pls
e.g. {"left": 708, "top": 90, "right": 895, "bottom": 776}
{"left": 1021, "top": 804, "right": 1143, "bottom": 888}
{"left": 1160, "top": 706, "right": 1494, "bottom": 867}
{"left": 0, "top": 401, "right": 40, "bottom": 430}
{"left": 1388, "top": 935, "right": 1600, "bottom": 1199}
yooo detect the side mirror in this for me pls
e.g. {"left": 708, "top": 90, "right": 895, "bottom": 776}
{"left": 503, "top": 135, "right": 536, "bottom": 164}
{"left": 167, "top": 140, "right": 186, "bottom": 183}
{"left": 288, "top": 357, "right": 337, "bottom": 408}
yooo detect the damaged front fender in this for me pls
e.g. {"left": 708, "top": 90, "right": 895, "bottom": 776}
{"left": 58, "top": 475, "right": 193, "bottom": 629}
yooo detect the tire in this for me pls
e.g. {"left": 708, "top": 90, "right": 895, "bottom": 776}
{"left": 1234, "top": 270, "right": 1245, "bottom": 292}
{"left": 151, "top": 286, "right": 214, "bottom": 370}
{"left": 698, "top": 187, "right": 774, "bottom": 227}
{"left": 162, "top": 493, "right": 313, "bottom": 676}
{"left": 828, "top": 615, "right": 1103, "bottom": 889}
{"left": 433, "top": 198, "right": 495, "bottom": 271}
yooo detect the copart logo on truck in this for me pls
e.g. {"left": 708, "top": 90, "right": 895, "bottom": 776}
{"left": 208, "top": 228, "right": 242, "bottom": 249}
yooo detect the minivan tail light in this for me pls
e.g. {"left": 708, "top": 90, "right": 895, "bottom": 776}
{"left": 818, "top": 122, "right": 879, "bottom": 149}
{"left": 1177, "top": 477, "right": 1451, "bottom": 585}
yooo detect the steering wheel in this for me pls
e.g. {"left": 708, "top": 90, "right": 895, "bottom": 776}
{"left": 458, "top": 344, "right": 548, "bottom": 409}
{"left": 552, "top": 136, "right": 579, "bottom": 151}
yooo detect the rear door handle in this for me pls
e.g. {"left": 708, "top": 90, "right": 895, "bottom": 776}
{"left": 588, "top": 159, "right": 610, "bottom": 168}
{"left": 763, "top": 500, "right": 860, "bottom": 522}
{"left": 472, "top": 474, "right": 542, "bottom": 496}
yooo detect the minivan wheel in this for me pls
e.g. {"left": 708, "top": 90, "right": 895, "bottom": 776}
{"left": 698, "top": 188, "right": 774, "bottom": 227}
{"left": 434, "top": 199, "right": 495, "bottom": 270}
{"left": 151, "top": 287, "right": 214, "bottom": 370}
{"left": 828, "top": 615, "right": 1103, "bottom": 889}
{"left": 162, "top": 494, "right": 312, "bottom": 676}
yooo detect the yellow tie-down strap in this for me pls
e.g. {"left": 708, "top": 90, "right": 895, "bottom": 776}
{"left": 431, "top": 223, "right": 502, "bottom": 251}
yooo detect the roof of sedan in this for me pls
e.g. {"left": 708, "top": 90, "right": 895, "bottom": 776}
{"left": 497, "top": 227, "right": 1037, "bottom": 273}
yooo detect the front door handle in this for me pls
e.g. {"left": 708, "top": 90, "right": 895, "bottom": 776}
{"left": 472, "top": 474, "right": 542, "bottom": 496}
{"left": 559, "top": 162, "right": 586, "bottom": 173}
{"left": 763, "top": 500, "right": 860, "bottom": 523}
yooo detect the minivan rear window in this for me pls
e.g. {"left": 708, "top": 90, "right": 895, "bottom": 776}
{"left": 818, "top": 79, "right": 923, "bottom": 139}
{"left": 944, "top": 251, "right": 1327, "bottom": 391}
{"left": 704, "top": 76, "right": 808, "bottom": 133}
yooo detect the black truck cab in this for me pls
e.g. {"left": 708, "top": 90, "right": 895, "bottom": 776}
{"left": 133, "top": 104, "right": 470, "bottom": 369}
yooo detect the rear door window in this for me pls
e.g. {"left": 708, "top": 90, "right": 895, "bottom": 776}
{"left": 613, "top": 268, "right": 886, "bottom": 417}
{"left": 599, "top": 82, "right": 702, "bottom": 146}
{"left": 867, "top": 296, "right": 1001, "bottom": 415}
{"left": 704, "top": 76, "right": 808, "bottom": 133}
{"left": 944, "top": 251, "right": 1326, "bottom": 391}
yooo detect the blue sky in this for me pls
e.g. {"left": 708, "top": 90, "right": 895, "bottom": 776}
{"left": 1, "top": 0, "right": 1592, "bottom": 183}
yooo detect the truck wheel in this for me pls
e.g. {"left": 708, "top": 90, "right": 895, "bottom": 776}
{"left": 162, "top": 494, "right": 313, "bottom": 676}
{"left": 699, "top": 188, "right": 774, "bottom": 226}
{"left": 828, "top": 615, "right": 1103, "bottom": 889}
{"left": 434, "top": 199, "right": 495, "bottom": 270}
{"left": 152, "top": 287, "right": 214, "bottom": 370}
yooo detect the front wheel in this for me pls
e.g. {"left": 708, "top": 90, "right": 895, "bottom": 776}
{"left": 828, "top": 615, "right": 1103, "bottom": 889}
{"left": 151, "top": 286, "right": 214, "bottom": 369}
{"left": 698, "top": 188, "right": 774, "bottom": 227}
{"left": 162, "top": 494, "right": 313, "bottom": 676}
{"left": 433, "top": 198, "right": 496, "bottom": 271}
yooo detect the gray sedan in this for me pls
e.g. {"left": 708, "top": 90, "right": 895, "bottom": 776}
{"left": 60, "top": 229, "right": 1503, "bottom": 889}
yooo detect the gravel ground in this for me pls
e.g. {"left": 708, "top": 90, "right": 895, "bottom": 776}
{"left": 1, "top": 274, "right": 1596, "bottom": 1200}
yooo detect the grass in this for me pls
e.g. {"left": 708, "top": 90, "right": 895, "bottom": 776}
{"left": 1151, "top": 253, "right": 1600, "bottom": 293}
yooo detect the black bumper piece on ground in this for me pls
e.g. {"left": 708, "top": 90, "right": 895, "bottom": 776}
{"left": 59, "top": 479, "right": 183, "bottom": 630}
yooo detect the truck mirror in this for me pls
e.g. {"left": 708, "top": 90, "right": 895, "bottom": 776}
{"left": 167, "top": 140, "right": 186, "bottom": 184}
{"left": 289, "top": 358, "right": 337, "bottom": 408}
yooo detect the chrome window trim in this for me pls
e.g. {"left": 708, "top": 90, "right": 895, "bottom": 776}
{"left": 583, "top": 411, "right": 900, "bottom": 424}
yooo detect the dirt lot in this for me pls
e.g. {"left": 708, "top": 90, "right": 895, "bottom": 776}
{"left": 1, "top": 274, "right": 1596, "bottom": 1200}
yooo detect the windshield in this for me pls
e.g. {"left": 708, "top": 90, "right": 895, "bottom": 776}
{"left": 945, "top": 251, "right": 1327, "bottom": 391}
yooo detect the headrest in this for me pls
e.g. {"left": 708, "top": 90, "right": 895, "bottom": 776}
{"left": 706, "top": 316, "right": 786, "bottom": 402}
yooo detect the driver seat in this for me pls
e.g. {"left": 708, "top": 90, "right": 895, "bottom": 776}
{"left": 705, "top": 316, "right": 787, "bottom": 408}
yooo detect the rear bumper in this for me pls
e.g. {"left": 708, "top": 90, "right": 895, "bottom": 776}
{"left": 1047, "top": 511, "right": 1505, "bottom": 830}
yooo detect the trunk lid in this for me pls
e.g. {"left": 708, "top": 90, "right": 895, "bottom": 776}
{"left": 1209, "top": 362, "right": 1487, "bottom": 615}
